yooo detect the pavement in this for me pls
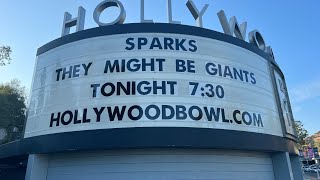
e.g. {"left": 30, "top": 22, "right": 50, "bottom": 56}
{"left": 304, "top": 172, "right": 320, "bottom": 180}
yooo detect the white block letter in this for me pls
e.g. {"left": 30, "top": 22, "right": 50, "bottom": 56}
{"left": 186, "top": 0, "right": 209, "bottom": 27}
{"left": 61, "top": 6, "right": 86, "bottom": 37}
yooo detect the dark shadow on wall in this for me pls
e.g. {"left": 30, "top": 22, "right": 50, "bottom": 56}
{"left": 0, "top": 155, "right": 27, "bottom": 180}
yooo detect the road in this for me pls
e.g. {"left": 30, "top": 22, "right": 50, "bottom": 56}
{"left": 304, "top": 172, "right": 320, "bottom": 180}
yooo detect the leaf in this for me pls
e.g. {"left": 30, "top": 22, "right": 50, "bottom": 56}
{"left": 0, "top": 79, "right": 26, "bottom": 144}
{"left": 0, "top": 46, "right": 12, "bottom": 66}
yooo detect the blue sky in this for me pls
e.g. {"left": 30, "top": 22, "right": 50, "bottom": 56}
{"left": 0, "top": 0, "right": 319, "bottom": 134}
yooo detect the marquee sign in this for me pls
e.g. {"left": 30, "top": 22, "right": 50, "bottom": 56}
{"left": 24, "top": 1, "right": 296, "bottom": 144}
{"left": 24, "top": 31, "right": 284, "bottom": 138}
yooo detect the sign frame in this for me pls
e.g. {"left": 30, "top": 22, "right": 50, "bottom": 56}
{"left": 269, "top": 60, "right": 297, "bottom": 140}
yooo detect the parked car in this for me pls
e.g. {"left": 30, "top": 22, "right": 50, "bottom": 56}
{"left": 310, "top": 164, "right": 320, "bottom": 169}
{"left": 303, "top": 166, "right": 311, "bottom": 172}
{"left": 310, "top": 166, "right": 320, "bottom": 173}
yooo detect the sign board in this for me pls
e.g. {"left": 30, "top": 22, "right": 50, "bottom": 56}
{"left": 24, "top": 32, "right": 283, "bottom": 138}
{"left": 314, "top": 147, "right": 319, "bottom": 158}
{"left": 308, "top": 147, "right": 315, "bottom": 159}
{"left": 299, "top": 150, "right": 303, "bottom": 157}
{"left": 273, "top": 70, "right": 296, "bottom": 136}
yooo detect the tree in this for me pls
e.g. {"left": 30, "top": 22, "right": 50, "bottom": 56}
{"left": 314, "top": 141, "right": 320, "bottom": 149}
{"left": 307, "top": 131, "right": 320, "bottom": 149}
{"left": 0, "top": 46, "right": 12, "bottom": 66}
{"left": 0, "top": 79, "right": 26, "bottom": 144}
{"left": 294, "top": 120, "right": 309, "bottom": 149}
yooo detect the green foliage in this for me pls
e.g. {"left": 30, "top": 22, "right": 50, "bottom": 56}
{"left": 314, "top": 141, "right": 320, "bottom": 149}
{"left": 0, "top": 46, "right": 12, "bottom": 66}
{"left": 0, "top": 79, "right": 26, "bottom": 144}
{"left": 294, "top": 120, "right": 308, "bottom": 149}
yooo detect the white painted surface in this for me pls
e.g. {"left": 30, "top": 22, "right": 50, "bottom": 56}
{"left": 46, "top": 149, "right": 275, "bottom": 180}
{"left": 25, "top": 154, "right": 49, "bottom": 180}
{"left": 25, "top": 33, "right": 282, "bottom": 138}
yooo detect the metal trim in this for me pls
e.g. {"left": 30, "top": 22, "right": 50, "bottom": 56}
{"left": 37, "top": 23, "right": 270, "bottom": 60}
{"left": 0, "top": 127, "right": 298, "bottom": 159}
